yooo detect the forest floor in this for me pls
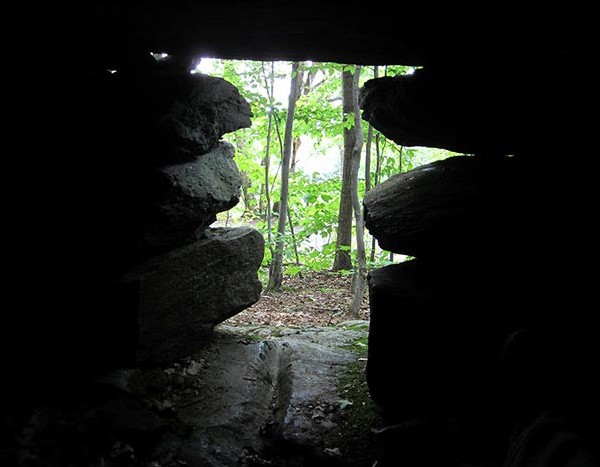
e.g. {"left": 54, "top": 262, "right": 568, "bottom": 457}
{"left": 226, "top": 271, "right": 371, "bottom": 327}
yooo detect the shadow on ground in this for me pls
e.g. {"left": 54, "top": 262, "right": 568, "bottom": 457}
{"left": 1, "top": 322, "right": 382, "bottom": 467}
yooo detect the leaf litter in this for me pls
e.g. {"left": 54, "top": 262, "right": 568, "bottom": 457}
{"left": 226, "top": 271, "right": 370, "bottom": 327}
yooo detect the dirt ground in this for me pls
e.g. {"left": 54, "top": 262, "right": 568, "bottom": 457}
{"left": 226, "top": 271, "right": 370, "bottom": 327}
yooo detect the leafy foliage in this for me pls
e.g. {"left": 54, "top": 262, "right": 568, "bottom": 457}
{"left": 199, "top": 59, "right": 459, "bottom": 284}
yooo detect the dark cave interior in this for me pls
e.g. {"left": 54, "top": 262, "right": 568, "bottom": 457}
{"left": 1, "top": 2, "right": 598, "bottom": 466}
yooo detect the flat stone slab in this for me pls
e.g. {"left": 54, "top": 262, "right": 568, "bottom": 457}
{"left": 1, "top": 323, "right": 378, "bottom": 467}
{"left": 175, "top": 324, "right": 364, "bottom": 466}
{"left": 117, "top": 227, "right": 264, "bottom": 367}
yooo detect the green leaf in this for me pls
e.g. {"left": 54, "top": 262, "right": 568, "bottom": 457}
{"left": 285, "top": 265, "right": 302, "bottom": 276}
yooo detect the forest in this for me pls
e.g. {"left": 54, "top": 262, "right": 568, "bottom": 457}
{"left": 196, "top": 59, "right": 458, "bottom": 314}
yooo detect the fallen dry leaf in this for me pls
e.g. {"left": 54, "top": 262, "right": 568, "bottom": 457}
{"left": 226, "top": 272, "right": 370, "bottom": 327}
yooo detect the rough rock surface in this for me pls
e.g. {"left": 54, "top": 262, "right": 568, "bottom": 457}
{"left": 359, "top": 70, "right": 511, "bottom": 155}
{"left": 359, "top": 65, "right": 577, "bottom": 156}
{"left": 112, "top": 70, "right": 252, "bottom": 163}
{"left": 176, "top": 326, "right": 361, "bottom": 467}
{"left": 367, "top": 257, "right": 600, "bottom": 464}
{"left": 363, "top": 155, "right": 526, "bottom": 258}
{"left": 119, "top": 227, "right": 264, "bottom": 366}
{"left": 155, "top": 72, "right": 253, "bottom": 161}
{"left": 366, "top": 260, "right": 523, "bottom": 464}
{"left": 141, "top": 141, "right": 242, "bottom": 254}
{"left": 0, "top": 324, "right": 378, "bottom": 467}
{"left": 366, "top": 261, "right": 439, "bottom": 417}
{"left": 1, "top": 62, "right": 255, "bottom": 385}
{"left": 20, "top": 4, "right": 577, "bottom": 67}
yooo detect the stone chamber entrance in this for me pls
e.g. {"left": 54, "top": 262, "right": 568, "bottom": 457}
{"left": 1, "top": 3, "right": 598, "bottom": 467}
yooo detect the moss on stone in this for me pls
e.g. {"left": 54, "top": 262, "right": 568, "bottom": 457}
{"left": 335, "top": 339, "right": 383, "bottom": 466}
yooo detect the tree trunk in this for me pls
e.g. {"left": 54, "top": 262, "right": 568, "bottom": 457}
{"left": 291, "top": 136, "right": 301, "bottom": 173}
{"left": 370, "top": 121, "right": 382, "bottom": 263}
{"left": 289, "top": 67, "right": 305, "bottom": 174}
{"left": 261, "top": 62, "right": 275, "bottom": 250}
{"left": 366, "top": 66, "right": 379, "bottom": 263}
{"left": 268, "top": 62, "right": 301, "bottom": 291}
{"left": 398, "top": 145, "right": 404, "bottom": 173}
{"left": 264, "top": 113, "right": 273, "bottom": 246}
{"left": 332, "top": 67, "right": 359, "bottom": 271}
{"left": 348, "top": 66, "right": 365, "bottom": 318}
{"left": 269, "top": 110, "right": 284, "bottom": 201}
{"left": 387, "top": 144, "right": 403, "bottom": 262}
{"left": 241, "top": 171, "right": 255, "bottom": 216}
{"left": 365, "top": 128, "right": 373, "bottom": 193}
{"left": 287, "top": 206, "right": 302, "bottom": 276}
{"left": 365, "top": 66, "right": 378, "bottom": 194}
{"left": 258, "top": 183, "right": 264, "bottom": 218}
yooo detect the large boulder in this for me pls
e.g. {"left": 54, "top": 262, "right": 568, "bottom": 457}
{"left": 366, "top": 261, "right": 440, "bottom": 419}
{"left": 155, "top": 71, "right": 254, "bottom": 161}
{"left": 359, "top": 66, "right": 560, "bottom": 157}
{"left": 1, "top": 66, "right": 255, "bottom": 386}
{"left": 141, "top": 141, "right": 243, "bottom": 255}
{"left": 118, "top": 227, "right": 264, "bottom": 366}
{"left": 112, "top": 70, "right": 253, "bottom": 163}
{"left": 366, "top": 260, "right": 524, "bottom": 460}
{"left": 363, "top": 155, "right": 527, "bottom": 258}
